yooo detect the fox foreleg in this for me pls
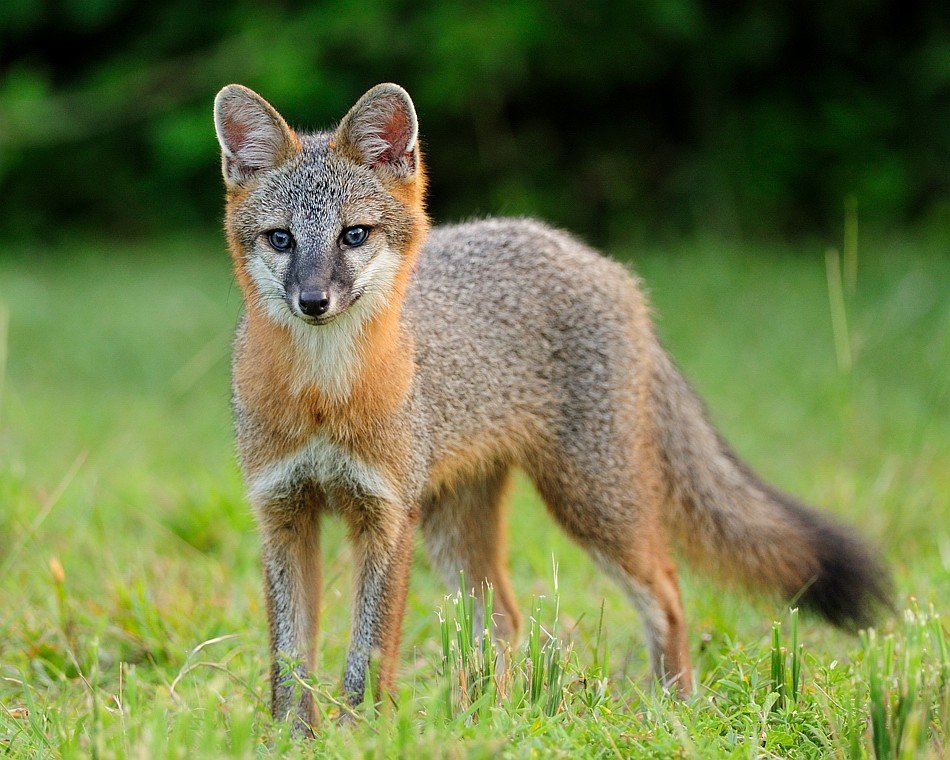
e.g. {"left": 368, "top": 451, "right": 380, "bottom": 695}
{"left": 340, "top": 496, "right": 418, "bottom": 714}
{"left": 257, "top": 493, "right": 322, "bottom": 736}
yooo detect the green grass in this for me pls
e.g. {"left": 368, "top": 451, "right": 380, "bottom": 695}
{"left": 0, "top": 232, "right": 947, "bottom": 757}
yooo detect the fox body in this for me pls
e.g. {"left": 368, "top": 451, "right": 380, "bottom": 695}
{"left": 214, "top": 83, "right": 889, "bottom": 732}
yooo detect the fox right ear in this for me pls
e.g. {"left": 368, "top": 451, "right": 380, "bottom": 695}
{"left": 213, "top": 85, "right": 298, "bottom": 188}
{"left": 331, "top": 83, "right": 419, "bottom": 183}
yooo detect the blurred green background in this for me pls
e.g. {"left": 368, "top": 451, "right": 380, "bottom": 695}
{"left": 1, "top": 4, "right": 949, "bottom": 754}
{"left": 1, "top": 0, "right": 948, "bottom": 244}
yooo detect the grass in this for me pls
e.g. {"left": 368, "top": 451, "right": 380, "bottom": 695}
{"left": 0, "top": 231, "right": 947, "bottom": 757}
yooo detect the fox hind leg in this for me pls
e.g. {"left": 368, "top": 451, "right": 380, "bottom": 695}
{"left": 421, "top": 463, "right": 522, "bottom": 645}
{"left": 588, "top": 540, "right": 692, "bottom": 692}
{"left": 528, "top": 450, "right": 693, "bottom": 694}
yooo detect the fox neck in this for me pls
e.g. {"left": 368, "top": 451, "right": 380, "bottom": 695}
{"left": 239, "top": 249, "right": 417, "bottom": 437}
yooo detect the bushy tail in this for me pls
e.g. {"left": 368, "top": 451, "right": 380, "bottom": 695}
{"left": 650, "top": 344, "right": 891, "bottom": 629}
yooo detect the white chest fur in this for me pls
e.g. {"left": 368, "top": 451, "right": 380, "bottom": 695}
{"left": 246, "top": 432, "right": 397, "bottom": 506}
{"left": 286, "top": 313, "right": 366, "bottom": 402}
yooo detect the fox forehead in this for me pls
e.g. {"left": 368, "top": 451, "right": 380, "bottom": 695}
{"left": 227, "top": 133, "right": 401, "bottom": 243}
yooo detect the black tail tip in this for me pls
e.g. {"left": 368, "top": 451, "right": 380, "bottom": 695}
{"left": 798, "top": 516, "right": 893, "bottom": 631}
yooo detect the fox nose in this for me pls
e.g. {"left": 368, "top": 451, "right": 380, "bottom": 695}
{"left": 298, "top": 290, "right": 331, "bottom": 317}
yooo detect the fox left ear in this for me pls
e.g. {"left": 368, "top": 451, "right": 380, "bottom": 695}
{"left": 214, "top": 84, "right": 298, "bottom": 188}
{"left": 332, "top": 83, "right": 419, "bottom": 182}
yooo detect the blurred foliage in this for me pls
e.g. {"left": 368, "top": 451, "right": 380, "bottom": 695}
{"left": 0, "top": 0, "right": 947, "bottom": 244}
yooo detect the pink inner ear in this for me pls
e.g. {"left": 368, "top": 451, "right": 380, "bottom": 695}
{"left": 222, "top": 114, "right": 269, "bottom": 170}
{"left": 371, "top": 102, "right": 412, "bottom": 168}
{"left": 224, "top": 120, "right": 251, "bottom": 154}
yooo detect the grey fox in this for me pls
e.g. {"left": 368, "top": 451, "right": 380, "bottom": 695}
{"left": 213, "top": 82, "right": 890, "bottom": 733}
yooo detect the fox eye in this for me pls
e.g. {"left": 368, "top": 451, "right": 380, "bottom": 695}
{"left": 340, "top": 226, "right": 370, "bottom": 247}
{"left": 266, "top": 229, "right": 293, "bottom": 251}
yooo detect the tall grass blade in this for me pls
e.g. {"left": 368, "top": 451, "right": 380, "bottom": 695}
{"left": 771, "top": 620, "right": 786, "bottom": 711}
{"left": 866, "top": 630, "right": 892, "bottom": 760}
{"left": 789, "top": 607, "right": 801, "bottom": 705}
{"left": 825, "top": 247, "right": 853, "bottom": 373}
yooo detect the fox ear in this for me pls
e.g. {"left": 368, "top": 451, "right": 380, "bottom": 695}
{"left": 332, "top": 83, "right": 419, "bottom": 182}
{"left": 213, "top": 85, "right": 298, "bottom": 188}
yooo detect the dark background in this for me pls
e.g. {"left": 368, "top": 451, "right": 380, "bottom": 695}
{"left": 1, "top": 0, "right": 947, "bottom": 246}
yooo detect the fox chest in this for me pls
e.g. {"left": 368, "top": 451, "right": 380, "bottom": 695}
{"left": 244, "top": 432, "right": 397, "bottom": 509}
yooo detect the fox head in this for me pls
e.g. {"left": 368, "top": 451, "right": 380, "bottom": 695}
{"left": 214, "top": 83, "right": 428, "bottom": 332}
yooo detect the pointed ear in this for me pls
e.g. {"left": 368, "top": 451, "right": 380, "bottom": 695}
{"left": 213, "top": 84, "right": 298, "bottom": 188}
{"left": 332, "top": 83, "right": 419, "bottom": 182}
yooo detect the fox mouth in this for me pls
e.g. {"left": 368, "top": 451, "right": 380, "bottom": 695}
{"left": 292, "top": 311, "right": 339, "bottom": 326}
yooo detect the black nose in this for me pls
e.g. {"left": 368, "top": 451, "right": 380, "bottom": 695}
{"left": 298, "top": 290, "right": 330, "bottom": 317}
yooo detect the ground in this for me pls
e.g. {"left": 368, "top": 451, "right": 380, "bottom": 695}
{"left": 0, "top": 232, "right": 947, "bottom": 757}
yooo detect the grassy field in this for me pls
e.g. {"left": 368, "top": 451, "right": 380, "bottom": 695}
{"left": 0, "top": 232, "right": 947, "bottom": 757}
